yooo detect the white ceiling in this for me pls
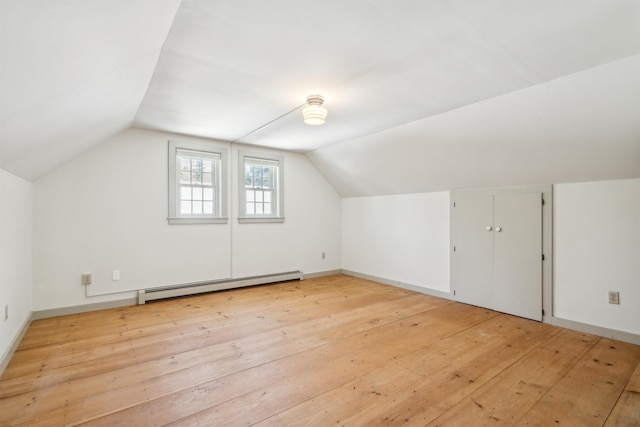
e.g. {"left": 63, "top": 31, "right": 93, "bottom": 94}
{"left": 309, "top": 54, "right": 640, "bottom": 196}
{"left": 1, "top": 0, "right": 639, "bottom": 190}
{"left": 0, "top": 0, "right": 180, "bottom": 180}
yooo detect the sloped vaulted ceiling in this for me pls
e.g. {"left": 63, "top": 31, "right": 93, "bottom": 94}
{"left": 1, "top": 0, "right": 639, "bottom": 192}
{"left": 0, "top": 0, "right": 180, "bottom": 180}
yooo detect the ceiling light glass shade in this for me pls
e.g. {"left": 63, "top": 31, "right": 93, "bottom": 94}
{"left": 302, "top": 95, "right": 327, "bottom": 125}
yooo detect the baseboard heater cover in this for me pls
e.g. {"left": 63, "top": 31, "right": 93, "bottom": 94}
{"left": 137, "top": 271, "right": 303, "bottom": 304}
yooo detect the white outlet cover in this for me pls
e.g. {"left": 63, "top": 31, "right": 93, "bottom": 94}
{"left": 112, "top": 270, "right": 121, "bottom": 281}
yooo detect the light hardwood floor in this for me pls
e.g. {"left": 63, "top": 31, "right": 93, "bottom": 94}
{"left": 1, "top": 275, "right": 639, "bottom": 426}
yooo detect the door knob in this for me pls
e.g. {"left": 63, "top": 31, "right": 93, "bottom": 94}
{"left": 495, "top": 226, "right": 502, "bottom": 232}
{"left": 485, "top": 225, "right": 492, "bottom": 231}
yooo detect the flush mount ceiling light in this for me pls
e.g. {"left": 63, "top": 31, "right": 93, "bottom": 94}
{"left": 232, "top": 94, "right": 329, "bottom": 142}
{"left": 302, "top": 95, "right": 327, "bottom": 125}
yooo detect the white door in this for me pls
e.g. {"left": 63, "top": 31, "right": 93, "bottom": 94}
{"left": 452, "top": 191, "right": 542, "bottom": 321}
{"left": 493, "top": 193, "right": 542, "bottom": 321}
{"left": 451, "top": 192, "right": 494, "bottom": 310}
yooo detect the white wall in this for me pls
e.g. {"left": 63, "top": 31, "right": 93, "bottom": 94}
{"left": 33, "top": 128, "right": 341, "bottom": 311}
{"left": 554, "top": 178, "right": 640, "bottom": 335}
{"left": 342, "top": 192, "right": 450, "bottom": 293}
{"left": 342, "top": 181, "right": 640, "bottom": 338}
{"left": 0, "top": 168, "right": 33, "bottom": 362}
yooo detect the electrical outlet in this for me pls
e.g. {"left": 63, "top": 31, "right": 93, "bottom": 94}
{"left": 81, "top": 273, "right": 92, "bottom": 285}
{"left": 321, "top": 252, "right": 326, "bottom": 259}
{"left": 4, "top": 305, "right": 8, "bottom": 321}
{"left": 608, "top": 291, "right": 620, "bottom": 305}
{"left": 112, "top": 270, "right": 120, "bottom": 281}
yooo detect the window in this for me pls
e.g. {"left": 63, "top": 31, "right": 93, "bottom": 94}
{"left": 239, "top": 151, "right": 284, "bottom": 223}
{"left": 168, "top": 141, "right": 227, "bottom": 224}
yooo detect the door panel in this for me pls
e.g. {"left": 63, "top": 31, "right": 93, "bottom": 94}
{"left": 451, "top": 192, "right": 494, "bottom": 309}
{"left": 451, "top": 190, "right": 543, "bottom": 322}
{"left": 493, "top": 193, "right": 542, "bottom": 321}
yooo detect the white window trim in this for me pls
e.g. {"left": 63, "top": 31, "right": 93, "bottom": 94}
{"left": 238, "top": 150, "right": 284, "bottom": 224}
{"left": 168, "top": 140, "right": 228, "bottom": 225}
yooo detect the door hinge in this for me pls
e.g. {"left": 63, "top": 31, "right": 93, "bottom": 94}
{"left": 453, "top": 246, "right": 456, "bottom": 252}
{"left": 453, "top": 202, "right": 456, "bottom": 208}
{"left": 542, "top": 309, "right": 545, "bottom": 316}
{"left": 542, "top": 254, "right": 545, "bottom": 261}
{"left": 542, "top": 198, "right": 545, "bottom": 206}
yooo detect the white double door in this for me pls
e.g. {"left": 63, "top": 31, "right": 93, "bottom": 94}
{"left": 452, "top": 191, "right": 542, "bottom": 321}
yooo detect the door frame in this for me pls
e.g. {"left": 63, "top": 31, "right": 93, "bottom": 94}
{"left": 450, "top": 184, "right": 553, "bottom": 323}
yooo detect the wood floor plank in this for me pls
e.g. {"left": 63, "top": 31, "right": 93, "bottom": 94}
{"left": 515, "top": 338, "right": 640, "bottom": 426}
{"left": 166, "top": 304, "right": 497, "bottom": 426}
{"left": 428, "top": 328, "right": 600, "bottom": 425}
{"left": 605, "top": 361, "right": 640, "bottom": 426}
{"left": 1, "top": 280, "right": 410, "bottom": 397}
{"left": 255, "top": 314, "right": 555, "bottom": 426}
{"left": 1, "top": 275, "right": 638, "bottom": 427}
{"left": 88, "top": 302, "right": 490, "bottom": 427}
{"left": 3, "top": 279, "right": 405, "bottom": 387}
{"left": 0, "top": 280, "right": 424, "bottom": 425}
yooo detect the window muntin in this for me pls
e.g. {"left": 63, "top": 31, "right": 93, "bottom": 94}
{"left": 244, "top": 157, "right": 277, "bottom": 216}
{"left": 239, "top": 152, "right": 284, "bottom": 223}
{"left": 177, "top": 149, "right": 219, "bottom": 216}
{"left": 168, "top": 141, "right": 227, "bottom": 225}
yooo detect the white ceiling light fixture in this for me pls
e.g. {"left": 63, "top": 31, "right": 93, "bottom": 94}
{"left": 302, "top": 95, "right": 328, "bottom": 125}
{"left": 231, "top": 95, "right": 328, "bottom": 143}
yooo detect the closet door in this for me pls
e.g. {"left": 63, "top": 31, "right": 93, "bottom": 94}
{"left": 493, "top": 193, "right": 542, "bottom": 321}
{"left": 451, "top": 190, "right": 543, "bottom": 321}
{"left": 451, "top": 192, "right": 494, "bottom": 310}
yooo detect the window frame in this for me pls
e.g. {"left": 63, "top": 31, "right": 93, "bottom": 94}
{"left": 168, "top": 140, "right": 228, "bottom": 225}
{"left": 238, "top": 150, "right": 284, "bottom": 224}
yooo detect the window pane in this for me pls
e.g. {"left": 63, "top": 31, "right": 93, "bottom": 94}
{"left": 203, "top": 173, "right": 212, "bottom": 185}
{"left": 193, "top": 187, "right": 203, "bottom": 200}
{"left": 191, "top": 171, "right": 202, "bottom": 184}
{"left": 255, "top": 170, "right": 262, "bottom": 188}
{"left": 180, "top": 186, "right": 191, "bottom": 200}
{"left": 240, "top": 155, "right": 281, "bottom": 219}
{"left": 263, "top": 167, "right": 271, "bottom": 188}
{"left": 245, "top": 165, "right": 253, "bottom": 187}
{"left": 173, "top": 146, "right": 224, "bottom": 220}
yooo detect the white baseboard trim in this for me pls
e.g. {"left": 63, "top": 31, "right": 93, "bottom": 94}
{"left": 341, "top": 270, "right": 640, "bottom": 346}
{"left": 341, "top": 269, "right": 453, "bottom": 300}
{"left": 551, "top": 316, "right": 640, "bottom": 346}
{"left": 302, "top": 269, "right": 342, "bottom": 280}
{"left": 2, "top": 274, "right": 338, "bottom": 375}
{"left": 31, "top": 272, "right": 342, "bottom": 319}
{"left": 32, "top": 298, "right": 137, "bottom": 321}
{"left": 0, "top": 312, "right": 33, "bottom": 377}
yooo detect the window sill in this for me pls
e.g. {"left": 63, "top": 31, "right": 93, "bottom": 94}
{"left": 238, "top": 217, "right": 285, "bottom": 224}
{"left": 168, "top": 217, "right": 229, "bottom": 225}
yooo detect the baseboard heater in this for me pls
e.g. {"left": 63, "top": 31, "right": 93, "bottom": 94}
{"left": 137, "top": 270, "right": 303, "bottom": 304}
